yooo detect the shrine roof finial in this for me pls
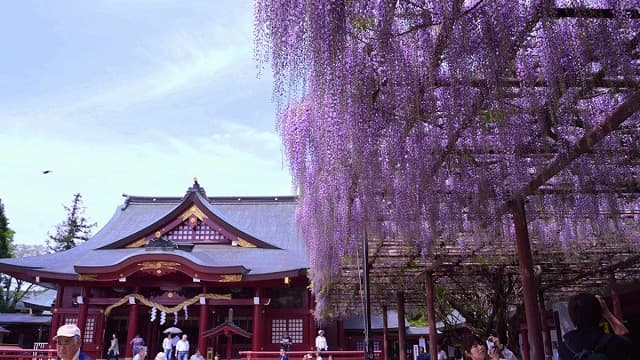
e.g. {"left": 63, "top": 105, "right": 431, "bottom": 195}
{"left": 186, "top": 177, "right": 207, "bottom": 197}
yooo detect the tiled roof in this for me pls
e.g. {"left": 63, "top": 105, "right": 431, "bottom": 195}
{"left": 0, "top": 185, "right": 306, "bottom": 278}
{"left": 21, "top": 289, "right": 56, "bottom": 308}
{"left": 0, "top": 313, "right": 51, "bottom": 325}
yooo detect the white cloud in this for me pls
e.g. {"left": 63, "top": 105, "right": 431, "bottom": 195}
{"left": 0, "top": 1, "right": 291, "bottom": 247}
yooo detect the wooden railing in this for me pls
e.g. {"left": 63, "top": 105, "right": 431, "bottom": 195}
{"left": 0, "top": 348, "right": 57, "bottom": 360}
{"left": 240, "top": 350, "right": 381, "bottom": 360}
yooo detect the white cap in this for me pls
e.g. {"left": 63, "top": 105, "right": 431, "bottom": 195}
{"left": 54, "top": 324, "right": 81, "bottom": 339}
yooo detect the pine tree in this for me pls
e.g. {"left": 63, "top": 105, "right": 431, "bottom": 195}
{"left": 47, "top": 193, "right": 96, "bottom": 252}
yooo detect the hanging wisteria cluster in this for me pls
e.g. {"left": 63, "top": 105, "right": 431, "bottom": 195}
{"left": 255, "top": 0, "right": 640, "bottom": 315}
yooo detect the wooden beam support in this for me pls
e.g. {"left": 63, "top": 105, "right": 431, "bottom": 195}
{"left": 425, "top": 272, "right": 437, "bottom": 360}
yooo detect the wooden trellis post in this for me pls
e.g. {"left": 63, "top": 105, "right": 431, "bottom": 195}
{"left": 512, "top": 197, "right": 544, "bottom": 360}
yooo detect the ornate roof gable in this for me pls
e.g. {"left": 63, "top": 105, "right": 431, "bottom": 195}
{"left": 100, "top": 180, "right": 280, "bottom": 250}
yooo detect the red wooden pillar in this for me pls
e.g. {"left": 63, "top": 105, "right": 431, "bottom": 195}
{"left": 608, "top": 272, "right": 624, "bottom": 320}
{"left": 425, "top": 272, "right": 437, "bottom": 360}
{"left": 77, "top": 287, "right": 89, "bottom": 341}
{"left": 214, "top": 310, "right": 221, "bottom": 356}
{"left": 225, "top": 333, "right": 232, "bottom": 360}
{"left": 252, "top": 288, "right": 263, "bottom": 351}
{"left": 126, "top": 296, "right": 140, "bottom": 359}
{"left": 382, "top": 305, "right": 389, "bottom": 360}
{"left": 337, "top": 319, "right": 344, "bottom": 350}
{"left": 199, "top": 288, "right": 210, "bottom": 356}
{"left": 308, "top": 291, "right": 316, "bottom": 351}
{"left": 50, "top": 284, "right": 65, "bottom": 345}
{"left": 537, "top": 291, "right": 552, "bottom": 360}
{"left": 521, "top": 329, "right": 530, "bottom": 360}
{"left": 396, "top": 292, "right": 406, "bottom": 360}
{"left": 512, "top": 197, "right": 544, "bottom": 360}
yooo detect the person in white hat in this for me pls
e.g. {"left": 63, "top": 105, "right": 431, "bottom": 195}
{"left": 315, "top": 330, "right": 328, "bottom": 352}
{"left": 54, "top": 324, "right": 92, "bottom": 360}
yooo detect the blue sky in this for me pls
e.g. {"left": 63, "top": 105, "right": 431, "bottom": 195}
{"left": 0, "top": 1, "right": 294, "bottom": 245}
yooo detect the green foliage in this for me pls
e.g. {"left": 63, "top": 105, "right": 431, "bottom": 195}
{"left": 0, "top": 199, "right": 36, "bottom": 313}
{"left": 407, "top": 313, "right": 427, "bottom": 327}
{"left": 435, "top": 269, "right": 522, "bottom": 353}
{"left": 47, "top": 193, "right": 96, "bottom": 252}
{"left": 0, "top": 199, "right": 15, "bottom": 259}
{"left": 482, "top": 110, "right": 505, "bottom": 123}
{"left": 0, "top": 275, "right": 34, "bottom": 313}
{"left": 351, "top": 16, "right": 374, "bottom": 32}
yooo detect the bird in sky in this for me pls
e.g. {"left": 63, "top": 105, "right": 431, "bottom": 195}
{"left": 42, "top": 170, "right": 52, "bottom": 174}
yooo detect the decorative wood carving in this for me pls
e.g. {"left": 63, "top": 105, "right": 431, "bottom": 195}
{"left": 236, "top": 237, "right": 256, "bottom": 248}
{"left": 219, "top": 274, "right": 242, "bottom": 282}
{"left": 127, "top": 238, "right": 148, "bottom": 248}
{"left": 138, "top": 261, "right": 181, "bottom": 276}
{"left": 78, "top": 274, "right": 98, "bottom": 281}
{"left": 180, "top": 205, "right": 207, "bottom": 222}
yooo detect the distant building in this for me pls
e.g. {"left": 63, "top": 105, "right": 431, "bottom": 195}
{"left": 0, "top": 312, "right": 50, "bottom": 347}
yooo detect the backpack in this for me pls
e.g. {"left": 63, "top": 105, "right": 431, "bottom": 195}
{"left": 569, "top": 334, "right": 612, "bottom": 360}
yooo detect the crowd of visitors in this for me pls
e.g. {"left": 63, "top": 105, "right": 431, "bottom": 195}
{"left": 49, "top": 292, "right": 634, "bottom": 360}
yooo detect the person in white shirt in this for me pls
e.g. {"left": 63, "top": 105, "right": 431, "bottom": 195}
{"left": 437, "top": 345, "right": 448, "bottom": 360}
{"left": 175, "top": 335, "right": 190, "bottom": 360}
{"left": 315, "top": 330, "right": 328, "bottom": 352}
{"left": 162, "top": 334, "right": 173, "bottom": 360}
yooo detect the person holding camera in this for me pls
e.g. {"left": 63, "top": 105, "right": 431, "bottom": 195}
{"left": 461, "top": 334, "right": 517, "bottom": 360}
{"left": 557, "top": 292, "right": 631, "bottom": 359}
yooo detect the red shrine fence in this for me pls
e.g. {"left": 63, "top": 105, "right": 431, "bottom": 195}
{"left": 241, "top": 351, "right": 381, "bottom": 360}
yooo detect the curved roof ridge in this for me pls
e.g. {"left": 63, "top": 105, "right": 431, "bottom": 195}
{"left": 0, "top": 182, "right": 306, "bottom": 282}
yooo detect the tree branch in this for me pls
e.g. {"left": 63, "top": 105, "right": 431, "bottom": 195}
{"left": 502, "top": 88, "right": 640, "bottom": 212}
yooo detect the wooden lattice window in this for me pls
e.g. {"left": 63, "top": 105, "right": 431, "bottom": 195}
{"left": 194, "top": 221, "right": 226, "bottom": 241}
{"left": 83, "top": 317, "right": 95, "bottom": 343}
{"left": 356, "top": 341, "right": 380, "bottom": 351}
{"left": 164, "top": 220, "right": 229, "bottom": 243}
{"left": 271, "top": 318, "right": 304, "bottom": 344}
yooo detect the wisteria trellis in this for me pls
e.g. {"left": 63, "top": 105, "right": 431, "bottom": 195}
{"left": 255, "top": 0, "right": 640, "bottom": 322}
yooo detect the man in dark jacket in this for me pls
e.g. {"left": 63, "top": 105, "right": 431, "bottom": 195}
{"left": 416, "top": 346, "right": 431, "bottom": 360}
{"left": 54, "top": 324, "right": 92, "bottom": 360}
{"left": 558, "top": 293, "right": 631, "bottom": 359}
{"left": 280, "top": 349, "right": 289, "bottom": 360}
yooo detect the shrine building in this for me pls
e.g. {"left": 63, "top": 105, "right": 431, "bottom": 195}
{"left": 0, "top": 181, "right": 319, "bottom": 360}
